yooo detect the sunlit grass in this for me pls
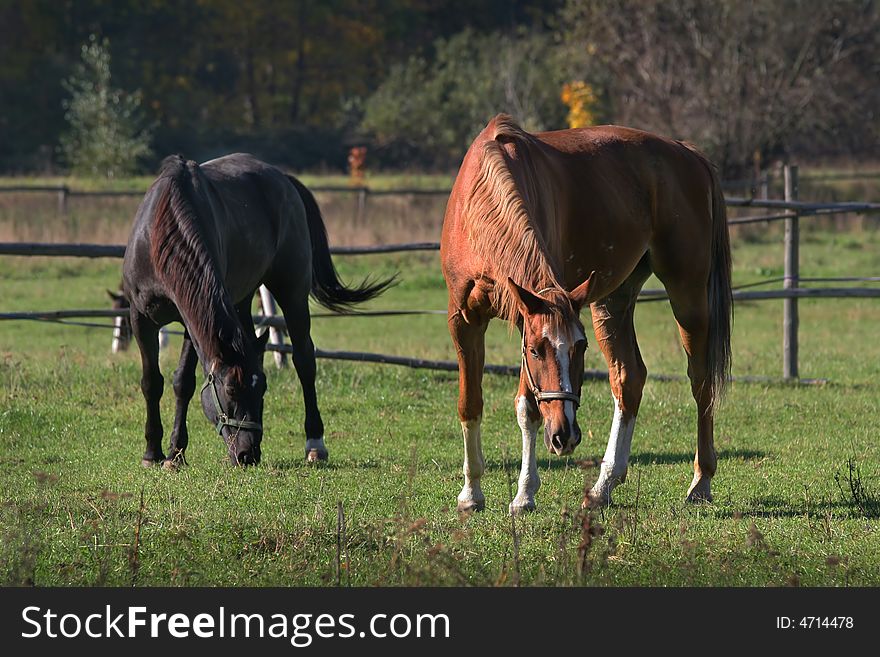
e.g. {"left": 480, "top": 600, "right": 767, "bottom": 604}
{"left": 1, "top": 226, "right": 879, "bottom": 586}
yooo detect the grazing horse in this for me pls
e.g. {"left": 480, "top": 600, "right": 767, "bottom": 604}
{"left": 123, "top": 153, "right": 392, "bottom": 467}
{"left": 441, "top": 115, "right": 731, "bottom": 514}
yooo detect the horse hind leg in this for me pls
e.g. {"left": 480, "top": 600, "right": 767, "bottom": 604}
{"left": 270, "top": 288, "right": 327, "bottom": 462}
{"left": 165, "top": 331, "right": 198, "bottom": 469}
{"left": 665, "top": 281, "right": 717, "bottom": 502}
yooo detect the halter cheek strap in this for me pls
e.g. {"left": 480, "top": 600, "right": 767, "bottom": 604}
{"left": 201, "top": 373, "right": 262, "bottom": 435}
{"left": 521, "top": 334, "right": 581, "bottom": 406}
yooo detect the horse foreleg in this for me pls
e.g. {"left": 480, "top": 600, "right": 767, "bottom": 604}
{"left": 585, "top": 300, "right": 646, "bottom": 507}
{"left": 166, "top": 332, "right": 198, "bottom": 468}
{"left": 449, "top": 307, "right": 488, "bottom": 512}
{"left": 131, "top": 310, "right": 165, "bottom": 466}
{"left": 510, "top": 387, "right": 541, "bottom": 515}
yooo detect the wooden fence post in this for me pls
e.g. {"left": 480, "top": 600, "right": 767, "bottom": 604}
{"left": 783, "top": 165, "right": 799, "bottom": 380}
{"left": 57, "top": 186, "right": 69, "bottom": 216}
{"left": 258, "top": 285, "right": 287, "bottom": 369}
{"left": 355, "top": 188, "right": 368, "bottom": 225}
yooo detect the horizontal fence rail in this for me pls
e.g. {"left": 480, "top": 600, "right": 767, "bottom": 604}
{"left": 2, "top": 168, "right": 879, "bottom": 382}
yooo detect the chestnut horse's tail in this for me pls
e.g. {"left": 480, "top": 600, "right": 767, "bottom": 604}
{"left": 699, "top": 151, "right": 733, "bottom": 410}
{"left": 286, "top": 175, "right": 395, "bottom": 313}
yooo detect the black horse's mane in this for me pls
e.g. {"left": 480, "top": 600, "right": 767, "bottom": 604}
{"left": 149, "top": 155, "right": 249, "bottom": 370}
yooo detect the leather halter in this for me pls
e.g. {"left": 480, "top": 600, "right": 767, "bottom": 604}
{"left": 201, "top": 372, "right": 262, "bottom": 436}
{"left": 520, "top": 331, "right": 581, "bottom": 406}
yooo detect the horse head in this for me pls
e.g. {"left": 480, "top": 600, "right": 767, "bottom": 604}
{"left": 200, "top": 330, "right": 270, "bottom": 465}
{"left": 507, "top": 273, "right": 598, "bottom": 456}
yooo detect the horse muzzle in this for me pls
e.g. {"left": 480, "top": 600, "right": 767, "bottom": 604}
{"left": 231, "top": 440, "right": 261, "bottom": 466}
{"left": 544, "top": 423, "right": 581, "bottom": 456}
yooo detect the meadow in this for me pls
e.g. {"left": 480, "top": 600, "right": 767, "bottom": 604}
{"left": 1, "top": 180, "right": 879, "bottom": 586}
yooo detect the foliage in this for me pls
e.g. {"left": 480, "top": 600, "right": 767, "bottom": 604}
{"left": 0, "top": 0, "right": 877, "bottom": 173}
{"left": 59, "top": 35, "right": 153, "bottom": 179}
{"left": 561, "top": 0, "right": 880, "bottom": 177}
{"left": 361, "top": 28, "right": 570, "bottom": 168}
{"left": 561, "top": 81, "right": 598, "bottom": 129}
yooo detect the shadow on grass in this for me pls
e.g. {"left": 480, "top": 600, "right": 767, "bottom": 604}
{"left": 481, "top": 456, "right": 590, "bottom": 472}
{"left": 712, "top": 494, "right": 880, "bottom": 520}
{"left": 262, "top": 459, "right": 367, "bottom": 472}
{"left": 628, "top": 448, "right": 767, "bottom": 466}
{"left": 448, "top": 448, "right": 768, "bottom": 474}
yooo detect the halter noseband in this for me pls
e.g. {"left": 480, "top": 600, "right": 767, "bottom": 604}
{"left": 201, "top": 372, "right": 262, "bottom": 436}
{"left": 520, "top": 332, "right": 581, "bottom": 407}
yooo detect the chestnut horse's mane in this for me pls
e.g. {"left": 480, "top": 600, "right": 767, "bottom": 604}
{"left": 149, "top": 155, "right": 248, "bottom": 368}
{"left": 463, "top": 114, "right": 567, "bottom": 324}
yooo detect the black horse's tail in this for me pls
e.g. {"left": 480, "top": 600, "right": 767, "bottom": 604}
{"left": 286, "top": 175, "right": 395, "bottom": 313}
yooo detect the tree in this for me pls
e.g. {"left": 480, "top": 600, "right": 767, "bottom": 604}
{"left": 59, "top": 34, "right": 153, "bottom": 178}
{"left": 562, "top": 0, "right": 880, "bottom": 177}
{"left": 361, "top": 28, "right": 572, "bottom": 168}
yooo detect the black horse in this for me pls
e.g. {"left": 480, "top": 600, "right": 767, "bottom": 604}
{"left": 123, "top": 153, "right": 392, "bottom": 467}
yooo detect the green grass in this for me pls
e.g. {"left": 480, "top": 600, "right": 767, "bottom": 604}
{"left": 1, "top": 225, "right": 880, "bottom": 586}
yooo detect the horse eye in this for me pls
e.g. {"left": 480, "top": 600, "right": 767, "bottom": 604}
{"left": 529, "top": 347, "right": 540, "bottom": 359}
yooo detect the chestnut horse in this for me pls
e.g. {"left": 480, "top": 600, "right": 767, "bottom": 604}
{"left": 123, "top": 154, "right": 392, "bottom": 467}
{"left": 441, "top": 115, "right": 731, "bottom": 513}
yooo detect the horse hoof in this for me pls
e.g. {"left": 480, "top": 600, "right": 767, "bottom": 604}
{"left": 583, "top": 489, "right": 611, "bottom": 508}
{"left": 686, "top": 476, "right": 713, "bottom": 503}
{"left": 509, "top": 500, "right": 536, "bottom": 515}
{"left": 141, "top": 458, "right": 161, "bottom": 468}
{"left": 456, "top": 499, "right": 485, "bottom": 513}
{"left": 306, "top": 448, "right": 328, "bottom": 463}
{"left": 162, "top": 459, "right": 180, "bottom": 471}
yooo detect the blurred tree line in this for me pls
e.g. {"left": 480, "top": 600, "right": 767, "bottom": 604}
{"left": 0, "top": 0, "right": 876, "bottom": 178}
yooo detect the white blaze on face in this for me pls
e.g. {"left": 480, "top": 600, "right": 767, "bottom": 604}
{"left": 541, "top": 322, "right": 585, "bottom": 427}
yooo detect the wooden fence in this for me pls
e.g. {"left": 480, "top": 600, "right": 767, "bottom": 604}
{"left": 1, "top": 165, "right": 879, "bottom": 381}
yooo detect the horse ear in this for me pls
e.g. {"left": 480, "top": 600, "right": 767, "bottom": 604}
{"left": 506, "top": 278, "right": 546, "bottom": 316}
{"left": 107, "top": 289, "right": 122, "bottom": 302}
{"left": 569, "top": 271, "right": 599, "bottom": 310}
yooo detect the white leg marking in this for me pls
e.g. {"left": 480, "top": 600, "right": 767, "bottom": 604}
{"left": 510, "top": 396, "right": 541, "bottom": 514}
{"left": 111, "top": 316, "right": 124, "bottom": 353}
{"left": 305, "top": 436, "right": 328, "bottom": 461}
{"left": 590, "top": 394, "right": 636, "bottom": 504}
{"left": 158, "top": 326, "right": 169, "bottom": 350}
{"left": 457, "top": 417, "right": 485, "bottom": 511}
{"left": 259, "top": 285, "right": 286, "bottom": 369}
